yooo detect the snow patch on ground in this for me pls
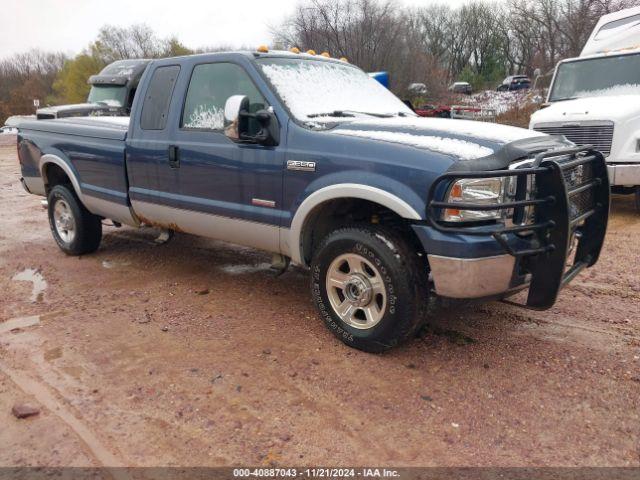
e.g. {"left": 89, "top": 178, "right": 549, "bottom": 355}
{"left": 102, "top": 260, "right": 131, "bottom": 269}
{"left": 12, "top": 268, "right": 47, "bottom": 302}
{"left": 465, "top": 90, "right": 534, "bottom": 115}
{"left": 332, "top": 129, "right": 494, "bottom": 159}
{"left": 219, "top": 263, "right": 271, "bottom": 275}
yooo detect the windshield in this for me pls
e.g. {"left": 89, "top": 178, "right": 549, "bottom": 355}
{"left": 256, "top": 57, "right": 413, "bottom": 123}
{"left": 87, "top": 85, "right": 127, "bottom": 107}
{"left": 549, "top": 53, "right": 640, "bottom": 102}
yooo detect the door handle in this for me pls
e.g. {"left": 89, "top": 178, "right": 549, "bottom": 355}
{"left": 168, "top": 145, "right": 180, "bottom": 169}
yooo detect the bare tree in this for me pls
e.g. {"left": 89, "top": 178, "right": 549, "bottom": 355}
{"left": 273, "top": 0, "right": 407, "bottom": 78}
{"left": 0, "top": 50, "right": 66, "bottom": 123}
{"left": 89, "top": 24, "right": 189, "bottom": 63}
{"left": 274, "top": 0, "right": 640, "bottom": 96}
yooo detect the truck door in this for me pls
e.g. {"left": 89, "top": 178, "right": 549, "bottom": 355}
{"left": 127, "top": 64, "right": 182, "bottom": 223}
{"left": 168, "top": 61, "right": 284, "bottom": 252}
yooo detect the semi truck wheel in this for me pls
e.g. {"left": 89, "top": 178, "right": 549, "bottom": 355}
{"left": 310, "top": 226, "right": 428, "bottom": 352}
{"left": 47, "top": 185, "right": 102, "bottom": 255}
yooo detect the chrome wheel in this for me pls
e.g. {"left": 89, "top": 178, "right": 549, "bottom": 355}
{"left": 53, "top": 199, "right": 76, "bottom": 244}
{"left": 326, "top": 253, "right": 387, "bottom": 330}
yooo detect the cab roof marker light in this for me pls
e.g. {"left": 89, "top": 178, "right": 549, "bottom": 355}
{"left": 257, "top": 45, "right": 269, "bottom": 53}
{"left": 339, "top": 57, "right": 348, "bottom": 62}
{"left": 306, "top": 49, "right": 316, "bottom": 55}
{"left": 289, "top": 47, "right": 300, "bottom": 54}
{"left": 320, "top": 52, "right": 330, "bottom": 58}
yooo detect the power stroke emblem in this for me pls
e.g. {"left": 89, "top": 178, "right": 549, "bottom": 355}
{"left": 287, "top": 160, "right": 316, "bottom": 172}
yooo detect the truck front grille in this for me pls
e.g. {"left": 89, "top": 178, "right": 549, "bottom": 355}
{"left": 561, "top": 161, "right": 595, "bottom": 220}
{"left": 533, "top": 122, "right": 614, "bottom": 157}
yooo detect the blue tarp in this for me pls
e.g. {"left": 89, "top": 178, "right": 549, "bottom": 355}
{"left": 368, "top": 71, "right": 389, "bottom": 88}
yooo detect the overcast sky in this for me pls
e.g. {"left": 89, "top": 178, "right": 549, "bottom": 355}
{"left": 1, "top": 0, "right": 492, "bottom": 59}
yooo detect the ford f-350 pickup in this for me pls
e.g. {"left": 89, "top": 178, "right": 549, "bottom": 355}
{"left": 17, "top": 49, "right": 610, "bottom": 352}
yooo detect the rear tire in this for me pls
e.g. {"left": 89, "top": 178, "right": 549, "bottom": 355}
{"left": 47, "top": 185, "right": 102, "bottom": 255}
{"left": 310, "top": 226, "right": 428, "bottom": 352}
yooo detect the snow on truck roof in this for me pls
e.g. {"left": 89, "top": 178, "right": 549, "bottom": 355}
{"left": 581, "top": 6, "right": 640, "bottom": 57}
{"left": 563, "top": 45, "right": 640, "bottom": 63}
{"left": 151, "top": 49, "right": 354, "bottom": 67}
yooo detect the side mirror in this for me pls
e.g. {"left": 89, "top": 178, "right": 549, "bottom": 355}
{"left": 224, "top": 95, "right": 250, "bottom": 141}
{"left": 223, "top": 95, "right": 279, "bottom": 146}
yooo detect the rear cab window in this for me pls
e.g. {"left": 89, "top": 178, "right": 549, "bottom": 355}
{"left": 141, "top": 65, "right": 181, "bottom": 131}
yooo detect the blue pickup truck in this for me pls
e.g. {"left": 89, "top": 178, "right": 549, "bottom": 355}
{"left": 16, "top": 49, "right": 610, "bottom": 352}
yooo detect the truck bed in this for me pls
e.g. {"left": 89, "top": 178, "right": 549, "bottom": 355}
{"left": 17, "top": 116, "right": 135, "bottom": 226}
{"left": 18, "top": 116, "right": 130, "bottom": 140}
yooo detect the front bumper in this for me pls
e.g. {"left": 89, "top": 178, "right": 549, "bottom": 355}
{"left": 607, "top": 163, "right": 640, "bottom": 186}
{"left": 423, "top": 145, "right": 610, "bottom": 310}
{"left": 427, "top": 254, "right": 517, "bottom": 298}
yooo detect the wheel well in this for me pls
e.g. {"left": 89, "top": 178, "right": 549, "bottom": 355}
{"left": 300, "top": 198, "right": 425, "bottom": 265}
{"left": 43, "top": 163, "right": 72, "bottom": 193}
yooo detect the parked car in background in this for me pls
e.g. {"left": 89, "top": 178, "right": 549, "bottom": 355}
{"left": 17, "top": 49, "right": 610, "bottom": 352}
{"left": 497, "top": 75, "right": 531, "bottom": 91}
{"left": 36, "top": 59, "right": 150, "bottom": 120}
{"left": 530, "top": 5, "right": 640, "bottom": 211}
{"left": 414, "top": 104, "right": 451, "bottom": 118}
{"left": 408, "top": 82, "right": 428, "bottom": 96}
{"left": 448, "top": 82, "right": 473, "bottom": 94}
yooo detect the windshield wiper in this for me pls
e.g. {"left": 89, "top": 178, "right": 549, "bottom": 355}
{"left": 307, "top": 111, "right": 355, "bottom": 118}
{"left": 307, "top": 110, "right": 394, "bottom": 119}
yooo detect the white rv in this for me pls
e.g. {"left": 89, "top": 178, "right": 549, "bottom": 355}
{"left": 530, "top": 6, "right": 640, "bottom": 209}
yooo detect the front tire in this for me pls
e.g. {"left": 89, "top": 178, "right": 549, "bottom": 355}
{"left": 47, "top": 185, "right": 102, "bottom": 255}
{"left": 310, "top": 226, "right": 428, "bottom": 352}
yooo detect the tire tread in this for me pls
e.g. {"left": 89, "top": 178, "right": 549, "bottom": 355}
{"left": 311, "top": 224, "right": 428, "bottom": 352}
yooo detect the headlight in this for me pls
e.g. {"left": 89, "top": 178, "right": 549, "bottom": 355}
{"left": 443, "top": 177, "right": 505, "bottom": 222}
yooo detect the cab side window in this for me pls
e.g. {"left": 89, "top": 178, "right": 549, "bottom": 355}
{"left": 181, "top": 63, "right": 266, "bottom": 131}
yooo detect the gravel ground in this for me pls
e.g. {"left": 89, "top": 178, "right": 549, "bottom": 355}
{"left": 0, "top": 135, "right": 638, "bottom": 467}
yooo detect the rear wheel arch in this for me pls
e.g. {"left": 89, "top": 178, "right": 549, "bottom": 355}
{"left": 40, "top": 154, "right": 84, "bottom": 200}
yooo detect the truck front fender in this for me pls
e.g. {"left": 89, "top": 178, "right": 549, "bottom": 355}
{"left": 285, "top": 182, "right": 423, "bottom": 265}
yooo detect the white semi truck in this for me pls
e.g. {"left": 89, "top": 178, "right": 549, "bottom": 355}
{"left": 530, "top": 6, "right": 640, "bottom": 210}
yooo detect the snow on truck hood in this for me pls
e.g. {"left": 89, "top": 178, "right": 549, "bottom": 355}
{"left": 531, "top": 95, "right": 640, "bottom": 126}
{"left": 329, "top": 117, "right": 545, "bottom": 160}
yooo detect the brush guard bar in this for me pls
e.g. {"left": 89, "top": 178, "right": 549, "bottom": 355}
{"left": 426, "top": 145, "right": 610, "bottom": 310}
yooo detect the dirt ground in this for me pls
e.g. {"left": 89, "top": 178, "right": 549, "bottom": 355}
{"left": 0, "top": 134, "right": 639, "bottom": 468}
